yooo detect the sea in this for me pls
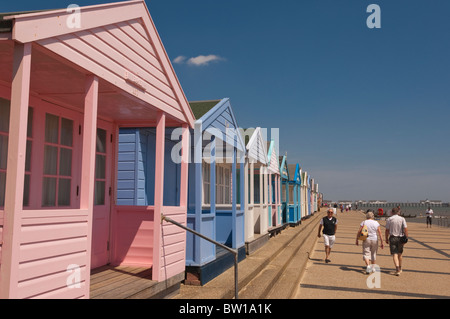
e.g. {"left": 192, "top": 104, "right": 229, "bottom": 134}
{"left": 354, "top": 204, "right": 450, "bottom": 225}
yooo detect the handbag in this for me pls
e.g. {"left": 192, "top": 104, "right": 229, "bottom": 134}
{"left": 400, "top": 217, "right": 408, "bottom": 243}
{"left": 358, "top": 222, "right": 369, "bottom": 241}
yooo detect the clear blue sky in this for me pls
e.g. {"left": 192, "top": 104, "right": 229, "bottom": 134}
{"left": 2, "top": 0, "right": 450, "bottom": 202}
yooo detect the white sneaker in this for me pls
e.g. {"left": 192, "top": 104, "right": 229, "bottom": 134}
{"left": 366, "top": 265, "right": 372, "bottom": 274}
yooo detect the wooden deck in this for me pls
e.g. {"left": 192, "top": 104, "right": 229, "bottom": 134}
{"left": 89, "top": 265, "right": 184, "bottom": 299}
{"left": 90, "top": 266, "right": 154, "bottom": 299}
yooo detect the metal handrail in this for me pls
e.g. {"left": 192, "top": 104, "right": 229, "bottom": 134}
{"left": 161, "top": 215, "right": 239, "bottom": 299}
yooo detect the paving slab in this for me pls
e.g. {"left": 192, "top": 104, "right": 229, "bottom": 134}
{"left": 295, "top": 210, "right": 450, "bottom": 299}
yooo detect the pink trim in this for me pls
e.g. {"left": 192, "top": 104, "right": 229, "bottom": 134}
{"left": 7, "top": 0, "right": 143, "bottom": 43}
{"left": 80, "top": 75, "right": 99, "bottom": 297}
{"left": 179, "top": 124, "right": 189, "bottom": 207}
{"left": 152, "top": 111, "right": 165, "bottom": 281}
{"left": 0, "top": 42, "right": 32, "bottom": 299}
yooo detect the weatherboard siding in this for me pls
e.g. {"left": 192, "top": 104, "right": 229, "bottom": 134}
{"left": 13, "top": 211, "right": 90, "bottom": 299}
{"left": 36, "top": 20, "right": 185, "bottom": 122}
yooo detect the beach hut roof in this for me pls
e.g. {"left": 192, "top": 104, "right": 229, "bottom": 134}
{"left": 267, "top": 140, "right": 280, "bottom": 174}
{"left": 189, "top": 100, "right": 222, "bottom": 119}
{"left": 189, "top": 98, "right": 246, "bottom": 152}
{"left": 245, "top": 127, "right": 268, "bottom": 165}
{"left": 1, "top": 0, "right": 195, "bottom": 126}
{"left": 279, "top": 155, "right": 289, "bottom": 179}
{"left": 288, "top": 164, "right": 301, "bottom": 184}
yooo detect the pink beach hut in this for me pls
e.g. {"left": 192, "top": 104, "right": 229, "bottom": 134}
{"left": 0, "top": 0, "right": 194, "bottom": 298}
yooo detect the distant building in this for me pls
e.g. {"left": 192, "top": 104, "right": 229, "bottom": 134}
{"left": 420, "top": 200, "right": 442, "bottom": 206}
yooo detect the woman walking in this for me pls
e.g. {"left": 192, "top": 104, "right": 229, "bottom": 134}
{"left": 356, "top": 211, "right": 384, "bottom": 274}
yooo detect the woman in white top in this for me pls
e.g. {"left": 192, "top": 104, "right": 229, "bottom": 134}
{"left": 356, "top": 211, "right": 384, "bottom": 273}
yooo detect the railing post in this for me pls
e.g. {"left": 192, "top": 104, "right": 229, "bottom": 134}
{"left": 161, "top": 215, "right": 239, "bottom": 299}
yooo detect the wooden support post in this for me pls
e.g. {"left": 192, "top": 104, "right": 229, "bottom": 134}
{"left": 0, "top": 42, "right": 31, "bottom": 299}
{"left": 231, "top": 146, "right": 237, "bottom": 249}
{"left": 81, "top": 75, "right": 99, "bottom": 296}
{"left": 193, "top": 121, "right": 202, "bottom": 264}
{"left": 153, "top": 111, "right": 165, "bottom": 281}
{"left": 268, "top": 172, "right": 272, "bottom": 226}
{"left": 210, "top": 135, "right": 216, "bottom": 254}
{"left": 179, "top": 124, "right": 189, "bottom": 208}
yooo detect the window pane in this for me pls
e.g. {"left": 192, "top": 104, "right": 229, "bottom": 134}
{"left": 225, "top": 185, "right": 230, "bottom": 204}
{"left": 96, "top": 128, "right": 106, "bottom": 153}
{"left": 60, "top": 118, "right": 73, "bottom": 147}
{"left": 42, "top": 177, "right": 56, "bottom": 206}
{"left": 0, "top": 135, "right": 8, "bottom": 170}
{"left": 25, "top": 140, "right": 32, "bottom": 172}
{"left": 95, "top": 154, "right": 106, "bottom": 179}
{"left": 59, "top": 148, "right": 72, "bottom": 176}
{"left": 27, "top": 107, "right": 33, "bottom": 138}
{"left": 45, "top": 113, "right": 59, "bottom": 144}
{"left": 94, "top": 181, "right": 105, "bottom": 205}
{"left": 204, "top": 184, "right": 210, "bottom": 205}
{"left": 23, "top": 174, "right": 30, "bottom": 207}
{"left": 0, "top": 98, "right": 10, "bottom": 133}
{"left": 44, "top": 145, "right": 58, "bottom": 175}
{"left": 58, "top": 178, "right": 71, "bottom": 206}
{"left": 0, "top": 171, "right": 5, "bottom": 207}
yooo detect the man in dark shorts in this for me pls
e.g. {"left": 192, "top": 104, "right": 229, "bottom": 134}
{"left": 318, "top": 209, "right": 338, "bottom": 263}
{"left": 385, "top": 207, "right": 408, "bottom": 276}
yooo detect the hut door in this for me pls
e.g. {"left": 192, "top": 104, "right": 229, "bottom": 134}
{"left": 91, "top": 121, "right": 113, "bottom": 269}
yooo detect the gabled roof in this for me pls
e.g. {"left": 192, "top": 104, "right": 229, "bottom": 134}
{"left": 189, "top": 100, "right": 222, "bottom": 119}
{"left": 2, "top": 0, "right": 195, "bottom": 127}
{"left": 301, "top": 171, "right": 309, "bottom": 186}
{"left": 190, "top": 98, "right": 246, "bottom": 152}
{"left": 245, "top": 127, "right": 268, "bottom": 165}
{"left": 288, "top": 164, "right": 301, "bottom": 184}
{"left": 279, "top": 155, "right": 289, "bottom": 180}
{"left": 267, "top": 140, "right": 280, "bottom": 174}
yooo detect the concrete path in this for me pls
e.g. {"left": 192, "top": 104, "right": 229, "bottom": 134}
{"left": 173, "top": 209, "right": 327, "bottom": 299}
{"left": 295, "top": 210, "right": 450, "bottom": 299}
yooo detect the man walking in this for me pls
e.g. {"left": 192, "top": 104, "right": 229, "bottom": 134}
{"left": 318, "top": 209, "right": 338, "bottom": 263}
{"left": 426, "top": 207, "right": 434, "bottom": 228}
{"left": 385, "top": 207, "right": 408, "bottom": 276}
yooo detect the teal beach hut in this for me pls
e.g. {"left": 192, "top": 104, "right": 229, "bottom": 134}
{"left": 287, "top": 164, "right": 302, "bottom": 226}
{"left": 279, "top": 155, "right": 289, "bottom": 225}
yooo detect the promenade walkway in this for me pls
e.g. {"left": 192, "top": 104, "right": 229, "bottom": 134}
{"left": 295, "top": 210, "right": 450, "bottom": 299}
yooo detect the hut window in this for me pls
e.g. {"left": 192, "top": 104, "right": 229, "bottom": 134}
{"left": 94, "top": 128, "right": 107, "bottom": 206}
{"left": 0, "top": 98, "right": 33, "bottom": 208}
{"left": 216, "top": 165, "right": 231, "bottom": 205}
{"left": 289, "top": 184, "right": 295, "bottom": 204}
{"left": 0, "top": 99, "right": 9, "bottom": 207}
{"left": 281, "top": 183, "right": 287, "bottom": 202}
{"left": 42, "top": 113, "right": 74, "bottom": 207}
{"left": 202, "top": 162, "right": 210, "bottom": 205}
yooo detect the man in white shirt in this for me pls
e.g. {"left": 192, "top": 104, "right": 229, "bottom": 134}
{"left": 385, "top": 207, "right": 408, "bottom": 276}
{"left": 426, "top": 207, "right": 434, "bottom": 228}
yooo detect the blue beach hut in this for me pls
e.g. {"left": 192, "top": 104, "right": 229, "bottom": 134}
{"left": 287, "top": 163, "right": 302, "bottom": 226}
{"left": 279, "top": 155, "right": 289, "bottom": 225}
{"left": 185, "top": 98, "right": 246, "bottom": 285}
